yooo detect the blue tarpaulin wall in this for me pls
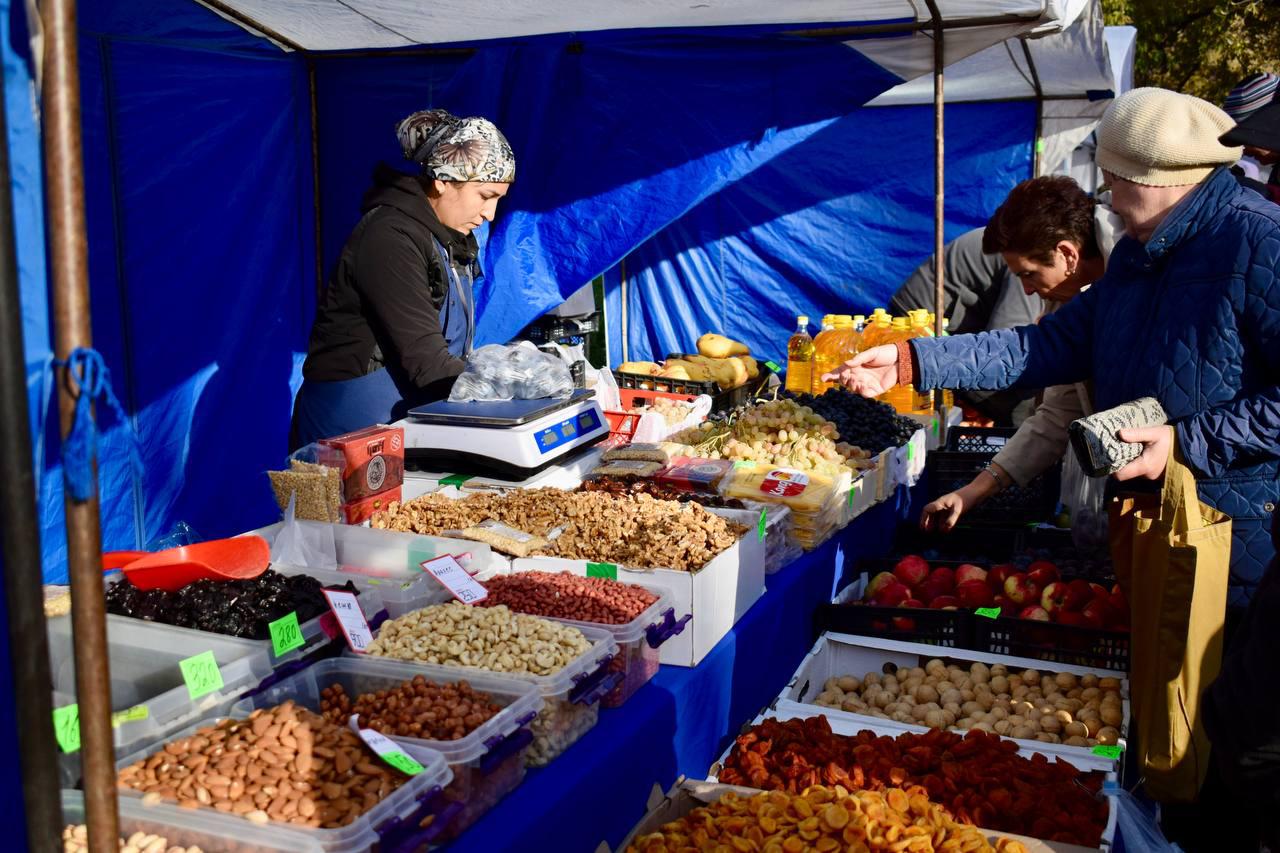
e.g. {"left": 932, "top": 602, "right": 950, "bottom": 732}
{"left": 6, "top": 0, "right": 1033, "bottom": 582}
{"left": 603, "top": 100, "right": 1037, "bottom": 367}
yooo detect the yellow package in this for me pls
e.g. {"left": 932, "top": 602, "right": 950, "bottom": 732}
{"left": 720, "top": 466, "right": 837, "bottom": 513}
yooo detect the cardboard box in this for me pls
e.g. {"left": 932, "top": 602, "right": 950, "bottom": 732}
{"left": 341, "top": 486, "right": 401, "bottom": 524}
{"left": 612, "top": 778, "right": 1106, "bottom": 853}
{"left": 320, "top": 424, "right": 405, "bottom": 502}
{"left": 512, "top": 507, "right": 765, "bottom": 667}
{"left": 777, "top": 631, "right": 1131, "bottom": 771}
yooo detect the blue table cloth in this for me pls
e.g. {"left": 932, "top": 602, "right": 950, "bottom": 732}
{"left": 447, "top": 485, "right": 919, "bottom": 852}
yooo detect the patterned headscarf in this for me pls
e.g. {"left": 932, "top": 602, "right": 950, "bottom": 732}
{"left": 396, "top": 109, "right": 516, "bottom": 183}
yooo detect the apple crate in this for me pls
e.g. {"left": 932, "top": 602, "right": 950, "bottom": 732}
{"left": 972, "top": 614, "right": 1130, "bottom": 672}
{"left": 815, "top": 575, "right": 975, "bottom": 649}
{"left": 927, "top": 427, "right": 1060, "bottom": 526}
{"left": 890, "top": 525, "right": 1116, "bottom": 583}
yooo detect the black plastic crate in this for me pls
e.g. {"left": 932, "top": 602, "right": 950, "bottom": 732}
{"left": 972, "top": 615, "right": 1129, "bottom": 671}
{"left": 613, "top": 357, "right": 774, "bottom": 413}
{"left": 927, "top": 426, "right": 1060, "bottom": 526}
{"left": 889, "top": 525, "right": 1115, "bottom": 583}
{"left": 814, "top": 600, "right": 974, "bottom": 648}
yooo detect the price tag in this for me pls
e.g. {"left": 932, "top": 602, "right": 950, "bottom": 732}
{"left": 932, "top": 418, "right": 940, "bottom": 436}
{"left": 439, "top": 474, "right": 473, "bottom": 488}
{"left": 323, "top": 589, "right": 373, "bottom": 653}
{"left": 179, "top": 651, "right": 224, "bottom": 700}
{"left": 757, "top": 509, "right": 767, "bottom": 542}
{"left": 764, "top": 360, "right": 781, "bottom": 373}
{"left": 422, "top": 555, "right": 489, "bottom": 604}
{"left": 848, "top": 478, "right": 863, "bottom": 507}
{"left": 52, "top": 704, "right": 80, "bottom": 753}
{"left": 1092, "top": 744, "right": 1122, "bottom": 759}
{"left": 349, "top": 715, "right": 424, "bottom": 775}
{"left": 269, "top": 612, "right": 305, "bottom": 657}
{"left": 975, "top": 607, "right": 1001, "bottom": 620}
{"left": 732, "top": 460, "right": 752, "bottom": 469}
{"left": 906, "top": 441, "right": 915, "bottom": 462}
{"left": 112, "top": 704, "right": 149, "bottom": 726}
{"left": 587, "top": 562, "right": 618, "bottom": 581}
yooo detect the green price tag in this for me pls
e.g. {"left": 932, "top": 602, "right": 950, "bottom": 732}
{"left": 932, "top": 418, "right": 940, "bottom": 436}
{"left": 1092, "top": 744, "right": 1122, "bottom": 759}
{"left": 269, "top": 612, "right": 305, "bottom": 657}
{"left": 975, "top": 607, "right": 1001, "bottom": 620}
{"left": 439, "top": 474, "right": 473, "bottom": 488}
{"left": 732, "top": 460, "right": 752, "bottom": 469}
{"left": 52, "top": 704, "right": 80, "bottom": 753}
{"left": 907, "top": 442, "right": 915, "bottom": 462}
{"left": 111, "top": 704, "right": 149, "bottom": 726}
{"left": 764, "top": 360, "right": 781, "bottom": 373}
{"left": 382, "top": 751, "right": 425, "bottom": 776}
{"left": 757, "top": 509, "right": 767, "bottom": 542}
{"left": 587, "top": 562, "right": 618, "bottom": 580}
{"left": 1035, "top": 138, "right": 1046, "bottom": 153}
{"left": 179, "top": 651, "right": 224, "bottom": 700}
{"left": 408, "top": 549, "right": 432, "bottom": 572}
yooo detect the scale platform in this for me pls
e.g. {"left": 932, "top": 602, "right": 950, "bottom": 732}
{"left": 396, "top": 389, "right": 609, "bottom": 480}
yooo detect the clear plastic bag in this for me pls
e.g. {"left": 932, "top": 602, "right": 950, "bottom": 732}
{"left": 1059, "top": 449, "right": 1109, "bottom": 554}
{"left": 449, "top": 342, "right": 574, "bottom": 402}
{"left": 1110, "top": 786, "right": 1180, "bottom": 853}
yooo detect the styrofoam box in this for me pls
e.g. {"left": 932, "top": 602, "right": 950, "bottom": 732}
{"left": 50, "top": 614, "right": 275, "bottom": 785}
{"left": 612, "top": 779, "right": 1106, "bottom": 853}
{"left": 841, "top": 465, "right": 878, "bottom": 525}
{"left": 249, "top": 518, "right": 507, "bottom": 581}
{"left": 706, "top": 705, "right": 1118, "bottom": 851}
{"left": 62, "top": 789, "right": 323, "bottom": 853}
{"left": 358, "top": 620, "right": 619, "bottom": 767}
{"left": 511, "top": 507, "right": 765, "bottom": 667}
{"left": 233, "top": 657, "right": 542, "bottom": 842}
{"left": 779, "top": 632, "right": 1131, "bottom": 768}
{"left": 873, "top": 448, "right": 894, "bottom": 501}
{"left": 115, "top": 713, "right": 453, "bottom": 852}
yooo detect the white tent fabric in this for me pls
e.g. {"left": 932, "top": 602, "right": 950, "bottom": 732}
{"left": 200, "top": 0, "right": 1087, "bottom": 65}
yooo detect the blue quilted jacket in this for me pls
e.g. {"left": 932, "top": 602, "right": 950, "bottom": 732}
{"left": 911, "top": 168, "right": 1280, "bottom": 605}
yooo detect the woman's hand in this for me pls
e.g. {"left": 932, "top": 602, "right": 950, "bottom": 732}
{"left": 920, "top": 468, "right": 1002, "bottom": 532}
{"left": 1114, "top": 425, "right": 1174, "bottom": 481}
{"left": 822, "top": 344, "right": 900, "bottom": 397}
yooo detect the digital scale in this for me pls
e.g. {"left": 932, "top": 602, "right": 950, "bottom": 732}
{"left": 394, "top": 389, "right": 609, "bottom": 480}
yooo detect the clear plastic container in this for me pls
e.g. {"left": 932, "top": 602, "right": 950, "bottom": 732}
{"left": 113, "top": 712, "right": 455, "bottom": 852}
{"left": 49, "top": 614, "right": 276, "bottom": 785}
{"left": 358, "top": 620, "right": 620, "bottom": 767}
{"left": 525, "top": 582, "right": 687, "bottom": 708}
{"left": 61, "top": 789, "right": 324, "bottom": 853}
{"left": 232, "top": 657, "right": 542, "bottom": 842}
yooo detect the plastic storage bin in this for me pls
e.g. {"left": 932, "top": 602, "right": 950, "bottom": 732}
{"left": 232, "top": 657, "right": 541, "bottom": 842}
{"left": 114, "top": 712, "right": 455, "bottom": 852}
{"left": 61, "top": 789, "right": 323, "bottom": 853}
{"left": 523, "top": 581, "right": 689, "bottom": 708}
{"left": 360, "top": 620, "right": 620, "bottom": 767}
{"left": 49, "top": 614, "right": 275, "bottom": 784}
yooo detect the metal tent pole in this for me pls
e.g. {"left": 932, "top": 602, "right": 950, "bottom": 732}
{"left": 923, "top": 0, "right": 948, "bottom": 439}
{"left": 0, "top": 58, "right": 63, "bottom": 853}
{"left": 41, "top": 0, "right": 119, "bottom": 849}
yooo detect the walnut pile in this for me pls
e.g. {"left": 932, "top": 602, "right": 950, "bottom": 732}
{"left": 370, "top": 489, "right": 746, "bottom": 572}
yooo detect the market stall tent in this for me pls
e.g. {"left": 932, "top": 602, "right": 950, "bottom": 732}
{"left": 603, "top": 1, "right": 1122, "bottom": 367}
{"left": 5, "top": 0, "right": 1086, "bottom": 583}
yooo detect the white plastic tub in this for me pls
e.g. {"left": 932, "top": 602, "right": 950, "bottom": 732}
{"left": 232, "top": 657, "right": 542, "bottom": 842}
{"left": 114, "top": 711, "right": 454, "bottom": 852}
{"left": 359, "top": 617, "right": 619, "bottom": 767}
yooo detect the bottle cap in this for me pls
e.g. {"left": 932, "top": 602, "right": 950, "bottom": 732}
{"left": 797, "top": 315, "right": 809, "bottom": 325}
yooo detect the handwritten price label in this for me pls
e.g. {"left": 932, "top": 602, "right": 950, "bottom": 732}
{"left": 349, "top": 715, "right": 424, "bottom": 775}
{"left": 269, "top": 611, "right": 305, "bottom": 657}
{"left": 422, "top": 555, "right": 488, "bottom": 604}
{"left": 322, "top": 589, "right": 373, "bottom": 653}
{"left": 1092, "top": 744, "right": 1122, "bottom": 760}
{"left": 975, "top": 607, "right": 1001, "bottom": 620}
{"left": 179, "top": 651, "right": 224, "bottom": 700}
{"left": 52, "top": 704, "right": 80, "bottom": 753}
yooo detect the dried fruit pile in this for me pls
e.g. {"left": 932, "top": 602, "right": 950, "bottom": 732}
{"left": 719, "top": 716, "right": 1107, "bottom": 847}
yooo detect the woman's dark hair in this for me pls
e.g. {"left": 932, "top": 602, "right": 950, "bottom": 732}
{"left": 982, "top": 175, "right": 1099, "bottom": 262}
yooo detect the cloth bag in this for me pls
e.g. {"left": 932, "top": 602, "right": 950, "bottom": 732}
{"left": 1109, "top": 443, "right": 1232, "bottom": 802}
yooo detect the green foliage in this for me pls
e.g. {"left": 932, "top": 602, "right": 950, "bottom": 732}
{"left": 1102, "top": 0, "right": 1280, "bottom": 103}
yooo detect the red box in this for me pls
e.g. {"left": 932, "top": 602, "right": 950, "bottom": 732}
{"left": 342, "top": 487, "right": 402, "bottom": 525}
{"left": 655, "top": 457, "right": 734, "bottom": 492}
{"left": 320, "top": 425, "right": 405, "bottom": 503}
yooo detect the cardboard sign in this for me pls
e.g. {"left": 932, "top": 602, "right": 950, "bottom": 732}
{"left": 349, "top": 715, "right": 424, "bottom": 775}
{"left": 322, "top": 589, "right": 373, "bottom": 652}
{"left": 421, "top": 555, "right": 488, "bottom": 604}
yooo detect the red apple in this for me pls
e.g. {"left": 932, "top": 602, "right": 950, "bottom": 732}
{"left": 865, "top": 571, "right": 897, "bottom": 600}
{"left": 955, "top": 563, "right": 988, "bottom": 585}
{"left": 929, "top": 595, "right": 961, "bottom": 610}
{"left": 1040, "top": 581, "right": 1072, "bottom": 616}
{"left": 1065, "top": 579, "right": 1094, "bottom": 611}
{"left": 1109, "top": 587, "right": 1129, "bottom": 620}
{"left": 989, "top": 563, "right": 1016, "bottom": 589}
{"left": 927, "top": 567, "right": 956, "bottom": 593}
{"left": 899, "top": 598, "right": 924, "bottom": 609}
{"left": 893, "top": 555, "right": 930, "bottom": 589}
{"left": 1080, "top": 598, "right": 1108, "bottom": 628}
{"left": 993, "top": 595, "right": 1013, "bottom": 612}
{"left": 918, "top": 578, "right": 952, "bottom": 605}
{"left": 875, "top": 582, "right": 912, "bottom": 607}
{"left": 892, "top": 616, "right": 917, "bottom": 631}
{"left": 956, "top": 580, "right": 995, "bottom": 608}
{"left": 1027, "top": 560, "right": 1060, "bottom": 587}
{"left": 1057, "top": 611, "right": 1089, "bottom": 627}
{"left": 1004, "top": 573, "right": 1042, "bottom": 606}
{"left": 1089, "top": 582, "right": 1109, "bottom": 599}
{"left": 1018, "top": 605, "right": 1051, "bottom": 621}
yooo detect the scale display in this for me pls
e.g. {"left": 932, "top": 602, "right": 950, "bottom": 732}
{"left": 535, "top": 408, "right": 603, "bottom": 455}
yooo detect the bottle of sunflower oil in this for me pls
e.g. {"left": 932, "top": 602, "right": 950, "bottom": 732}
{"left": 878, "top": 317, "right": 918, "bottom": 413}
{"left": 784, "top": 315, "right": 815, "bottom": 395}
{"left": 812, "top": 315, "right": 854, "bottom": 394}
{"left": 907, "top": 310, "right": 936, "bottom": 413}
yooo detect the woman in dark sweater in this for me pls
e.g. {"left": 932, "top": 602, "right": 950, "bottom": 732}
{"left": 291, "top": 109, "right": 515, "bottom": 448}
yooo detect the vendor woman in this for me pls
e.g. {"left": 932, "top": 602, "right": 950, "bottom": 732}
{"left": 290, "top": 108, "right": 515, "bottom": 449}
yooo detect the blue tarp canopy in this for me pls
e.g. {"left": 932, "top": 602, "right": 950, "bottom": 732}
{"left": 4, "top": 0, "right": 1093, "bottom": 580}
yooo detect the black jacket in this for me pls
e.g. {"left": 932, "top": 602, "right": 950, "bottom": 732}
{"left": 302, "top": 164, "right": 477, "bottom": 398}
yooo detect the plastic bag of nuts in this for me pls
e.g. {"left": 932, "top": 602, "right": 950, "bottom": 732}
{"left": 62, "top": 825, "right": 204, "bottom": 853}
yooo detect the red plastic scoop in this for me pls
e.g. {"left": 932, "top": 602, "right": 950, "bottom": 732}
{"left": 102, "top": 536, "right": 271, "bottom": 592}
